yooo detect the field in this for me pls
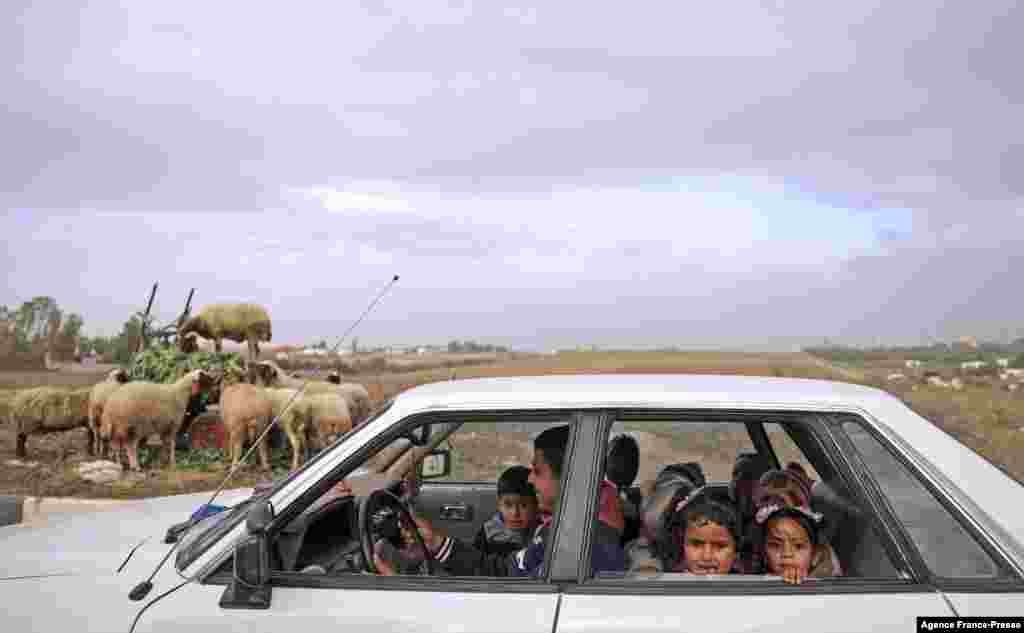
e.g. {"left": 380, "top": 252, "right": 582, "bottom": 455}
{"left": 0, "top": 350, "right": 1021, "bottom": 500}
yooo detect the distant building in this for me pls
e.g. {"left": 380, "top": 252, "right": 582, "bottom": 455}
{"left": 905, "top": 360, "right": 922, "bottom": 369}
{"left": 957, "top": 336, "right": 979, "bottom": 350}
{"left": 996, "top": 358, "right": 1011, "bottom": 368}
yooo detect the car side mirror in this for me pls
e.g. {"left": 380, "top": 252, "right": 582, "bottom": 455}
{"left": 219, "top": 501, "right": 273, "bottom": 610}
{"left": 421, "top": 449, "right": 451, "bottom": 480}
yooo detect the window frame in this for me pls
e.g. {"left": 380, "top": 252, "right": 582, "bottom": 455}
{"left": 199, "top": 408, "right": 581, "bottom": 594}
{"left": 574, "top": 408, "right": 931, "bottom": 596}
{"left": 830, "top": 412, "right": 1024, "bottom": 593}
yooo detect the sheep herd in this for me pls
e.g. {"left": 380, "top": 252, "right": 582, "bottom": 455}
{"left": 6, "top": 359, "right": 372, "bottom": 475}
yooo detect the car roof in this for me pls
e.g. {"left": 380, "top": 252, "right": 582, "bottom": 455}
{"left": 393, "top": 373, "right": 891, "bottom": 411}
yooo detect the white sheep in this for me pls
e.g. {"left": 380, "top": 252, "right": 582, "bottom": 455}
{"left": 100, "top": 369, "right": 213, "bottom": 471}
{"left": 263, "top": 387, "right": 314, "bottom": 471}
{"left": 254, "top": 360, "right": 371, "bottom": 424}
{"left": 219, "top": 369, "right": 273, "bottom": 471}
{"left": 9, "top": 386, "right": 91, "bottom": 459}
{"left": 88, "top": 368, "right": 129, "bottom": 458}
{"left": 304, "top": 392, "right": 353, "bottom": 452}
{"left": 177, "top": 303, "right": 272, "bottom": 361}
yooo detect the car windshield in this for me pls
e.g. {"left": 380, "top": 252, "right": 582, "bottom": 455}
{"left": 175, "top": 399, "right": 396, "bottom": 572}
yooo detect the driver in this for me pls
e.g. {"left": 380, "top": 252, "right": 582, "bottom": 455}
{"left": 373, "top": 424, "right": 626, "bottom": 578}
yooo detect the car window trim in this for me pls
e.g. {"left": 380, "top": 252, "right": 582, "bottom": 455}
{"left": 831, "top": 413, "right": 1022, "bottom": 584}
{"left": 569, "top": 410, "right": 614, "bottom": 584}
{"left": 565, "top": 576, "right": 930, "bottom": 596}
{"left": 201, "top": 568, "right": 561, "bottom": 594}
{"left": 746, "top": 419, "right": 781, "bottom": 470}
{"left": 199, "top": 410, "right": 579, "bottom": 587}
{"left": 580, "top": 409, "right": 924, "bottom": 590}
{"left": 809, "top": 412, "right": 924, "bottom": 581}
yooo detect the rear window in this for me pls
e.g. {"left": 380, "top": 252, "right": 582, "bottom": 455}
{"left": 841, "top": 419, "right": 1006, "bottom": 579}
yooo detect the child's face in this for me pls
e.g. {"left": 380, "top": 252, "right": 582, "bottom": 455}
{"left": 498, "top": 493, "right": 538, "bottom": 529}
{"left": 684, "top": 519, "right": 737, "bottom": 575}
{"left": 764, "top": 517, "right": 814, "bottom": 578}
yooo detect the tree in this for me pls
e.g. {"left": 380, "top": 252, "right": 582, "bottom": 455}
{"left": 114, "top": 315, "right": 145, "bottom": 365}
{"left": 15, "top": 296, "right": 61, "bottom": 344}
{"left": 61, "top": 313, "right": 84, "bottom": 340}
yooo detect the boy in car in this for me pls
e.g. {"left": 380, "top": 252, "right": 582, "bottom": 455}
{"left": 374, "top": 424, "right": 626, "bottom": 577}
{"left": 472, "top": 465, "right": 540, "bottom": 556}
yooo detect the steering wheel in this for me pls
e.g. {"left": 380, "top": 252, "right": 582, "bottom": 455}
{"left": 358, "top": 488, "right": 437, "bottom": 575}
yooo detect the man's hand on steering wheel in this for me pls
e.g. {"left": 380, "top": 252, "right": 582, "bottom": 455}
{"left": 359, "top": 489, "right": 448, "bottom": 576}
{"left": 372, "top": 511, "right": 447, "bottom": 576}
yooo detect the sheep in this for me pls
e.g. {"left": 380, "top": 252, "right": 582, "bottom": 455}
{"left": 304, "top": 392, "right": 353, "bottom": 452}
{"left": 177, "top": 303, "right": 272, "bottom": 361}
{"left": 263, "top": 387, "right": 315, "bottom": 471}
{"left": 100, "top": 369, "right": 214, "bottom": 471}
{"left": 218, "top": 368, "right": 273, "bottom": 471}
{"left": 9, "top": 386, "right": 91, "bottom": 459}
{"left": 253, "top": 360, "right": 372, "bottom": 424}
{"left": 88, "top": 368, "right": 129, "bottom": 458}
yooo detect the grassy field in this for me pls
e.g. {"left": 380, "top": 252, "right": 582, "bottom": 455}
{"left": 0, "top": 350, "right": 1020, "bottom": 499}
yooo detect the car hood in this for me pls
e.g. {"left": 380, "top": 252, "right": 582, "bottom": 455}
{"left": 0, "top": 489, "right": 254, "bottom": 580}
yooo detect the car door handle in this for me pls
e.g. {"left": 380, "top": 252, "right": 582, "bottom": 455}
{"left": 439, "top": 504, "right": 473, "bottom": 522}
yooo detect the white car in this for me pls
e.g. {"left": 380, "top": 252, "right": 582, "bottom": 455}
{"left": 2, "top": 374, "right": 1022, "bottom": 632}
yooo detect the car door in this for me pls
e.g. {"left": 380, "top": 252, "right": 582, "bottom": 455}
{"left": 415, "top": 480, "right": 497, "bottom": 542}
{"left": 411, "top": 420, "right": 535, "bottom": 542}
{"left": 132, "top": 572, "right": 561, "bottom": 633}
{"left": 554, "top": 411, "right": 957, "bottom": 633}
{"left": 132, "top": 414, "right": 570, "bottom": 633}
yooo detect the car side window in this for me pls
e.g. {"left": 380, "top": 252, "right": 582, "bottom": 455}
{"left": 841, "top": 419, "right": 1004, "bottom": 579}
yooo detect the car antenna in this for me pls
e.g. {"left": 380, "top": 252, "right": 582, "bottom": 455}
{"left": 129, "top": 274, "right": 401, "bottom": 602}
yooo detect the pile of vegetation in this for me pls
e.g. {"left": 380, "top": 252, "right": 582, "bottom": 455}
{"left": 125, "top": 343, "right": 245, "bottom": 413}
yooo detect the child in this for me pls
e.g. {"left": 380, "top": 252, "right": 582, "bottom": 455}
{"left": 730, "top": 452, "right": 772, "bottom": 525}
{"left": 658, "top": 486, "right": 741, "bottom": 575}
{"left": 744, "top": 464, "right": 844, "bottom": 578}
{"left": 753, "top": 498, "right": 834, "bottom": 584}
{"left": 473, "top": 465, "right": 540, "bottom": 556}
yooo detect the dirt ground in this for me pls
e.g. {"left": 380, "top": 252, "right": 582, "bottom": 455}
{"left": 1, "top": 350, "right": 1020, "bottom": 499}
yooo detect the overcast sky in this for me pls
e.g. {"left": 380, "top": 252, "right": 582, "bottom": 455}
{"left": 2, "top": 1, "right": 1022, "bottom": 351}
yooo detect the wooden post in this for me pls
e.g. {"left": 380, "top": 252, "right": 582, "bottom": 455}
{"left": 178, "top": 288, "right": 195, "bottom": 328}
{"left": 137, "top": 283, "right": 158, "bottom": 354}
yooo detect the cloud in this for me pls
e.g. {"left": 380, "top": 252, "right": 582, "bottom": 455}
{"left": 3, "top": 1, "right": 1022, "bottom": 347}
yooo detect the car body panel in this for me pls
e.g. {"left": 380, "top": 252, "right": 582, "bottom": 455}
{"left": 0, "top": 572, "right": 150, "bottom": 633}
{"left": 944, "top": 593, "right": 1024, "bottom": 617}
{"left": 556, "top": 591, "right": 954, "bottom": 633}
{"left": 134, "top": 581, "right": 559, "bottom": 633}
{"left": 0, "top": 489, "right": 253, "bottom": 579}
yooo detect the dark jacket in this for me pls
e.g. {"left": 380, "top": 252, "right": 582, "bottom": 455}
{"left": 472, "top": 513, "right": 535, "bottom": 557}
{"left": 437, "top": 516, "right": 625, "bottom": 578}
